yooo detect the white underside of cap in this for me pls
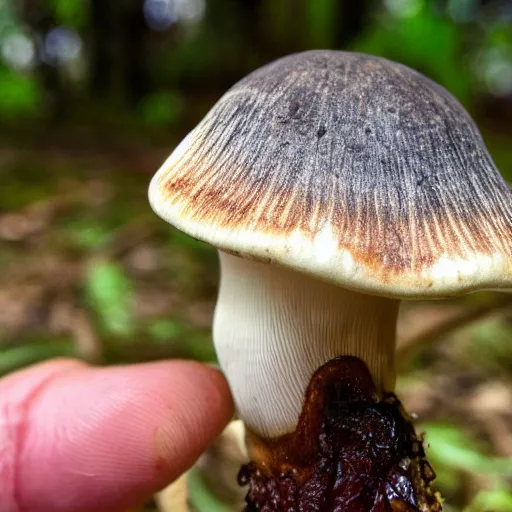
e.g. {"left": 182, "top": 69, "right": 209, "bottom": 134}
{"left": 149, "top": 165, "right": 511, "bottom": 299}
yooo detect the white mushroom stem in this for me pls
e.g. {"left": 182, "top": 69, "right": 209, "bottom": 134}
{"left": 213, "top": 251, "right": 400, "bottom": 439}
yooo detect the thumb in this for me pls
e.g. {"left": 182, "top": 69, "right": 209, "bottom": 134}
{"left": 0, "top": 358, "right": 233, "bottom": 512}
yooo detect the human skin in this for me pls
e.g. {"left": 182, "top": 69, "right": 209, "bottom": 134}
{"left": 0, "top": 358, "right": 234, "bottom": 512}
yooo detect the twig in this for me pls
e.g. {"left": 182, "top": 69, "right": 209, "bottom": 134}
{"left": 397, "top": 293, "right": 512, "bottom": 364}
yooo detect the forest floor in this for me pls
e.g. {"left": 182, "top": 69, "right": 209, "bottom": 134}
{"left": 1, "top": 140, "right": 511, "bottom": 511}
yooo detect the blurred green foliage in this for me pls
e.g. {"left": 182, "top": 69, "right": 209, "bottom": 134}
{"left": 0, "top": 0, "right": 509, "bottom": 180}
{"left": 0, "top": 338, "right": 77, "bottom": 375}
{"left": 354, "top": 3, "right": 471, "bottom": 102}
{"left": 51, "top": 0, "right": 89, "bottom": 29}
{"left": 0, "top": 68, "right": 40, "bottom": 117}
{"left": 0, "top": 1, "right": 511, "bottom": 511}
{"left": 427, "top": 424, "right": 512, "bottom": 477}
{"left": 426, "top": 424, "right": 512, "bottom": 511}
{"left": 188, "top": 469, "right": 231, "bottom": 512}
{"left": 467, "top": 489, "right": 512, "bottom": 512}
{"left": 85, "top": 260, "right": 136, "bottom": 338}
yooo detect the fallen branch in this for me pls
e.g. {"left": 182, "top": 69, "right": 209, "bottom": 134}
{"left": 397, "top": 294, "right": 512, "bottom": 364}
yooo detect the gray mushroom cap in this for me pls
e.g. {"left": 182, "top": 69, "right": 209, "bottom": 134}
{"left": 149, "top": 50, "right": 512, "bottom": 298}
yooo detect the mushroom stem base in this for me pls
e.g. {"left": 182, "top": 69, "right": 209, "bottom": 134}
{"left": 238, "top": 357, "right": 442, "bottom": 512}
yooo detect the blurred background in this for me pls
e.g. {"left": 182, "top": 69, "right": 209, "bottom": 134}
{"left": 0, "top": 0, "right": 511, "bottom": 510}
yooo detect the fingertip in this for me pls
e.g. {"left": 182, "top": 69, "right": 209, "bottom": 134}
{"left": 14, "top": 360, "right": 233, "bottom": 512}
{"left": 149, "top": 362, "right": 234, "bottom": 480}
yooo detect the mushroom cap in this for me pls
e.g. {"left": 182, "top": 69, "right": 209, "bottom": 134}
{"left": 149, "top": 50, "right": 512, "bottom": 298}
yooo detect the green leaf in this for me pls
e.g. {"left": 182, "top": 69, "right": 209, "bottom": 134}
{"left": 0, "top": 68, "right": 40, "bottom": 117}
{"left": 424, "top": 424, "right": 512, "bottom": 476}
{"left": 64, "top": 218, "right": 113, "bottom": 250}
{"left": 353, "top": 3, "right": 472, "bottom": 104}
{"left": 85, "top": 260, "right": 135, "bottom": 338}
{"left": 138, "top": 91, "right": 184, "bottom": 126}
{"left": 186, "top": 333, "right": 217, "bottom": 363}
{"left": 305, "top": 0, "right": 337, "bottom": 47}
{"left": 466, "top": 488, "right": 512, "bottom": 512}
{"left": 148, "top": 319, "right": 182, "bottom": 342}
{"left": 0, "top": 339, "right": 77, "bottom": 376}
{"left": 51, "top": 0, "right": 88, "bottom": 29}
{"left": 188, "top": 468, "right": 231, "bottom": 512}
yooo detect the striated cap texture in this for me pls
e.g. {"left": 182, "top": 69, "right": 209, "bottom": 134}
{"left": 149, "top": 50, "right": 512, "bottom": 298}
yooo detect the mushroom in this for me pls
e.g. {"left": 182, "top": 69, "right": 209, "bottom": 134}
{"left": 148, "top": 51, "right": 512, "bottom": 510}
